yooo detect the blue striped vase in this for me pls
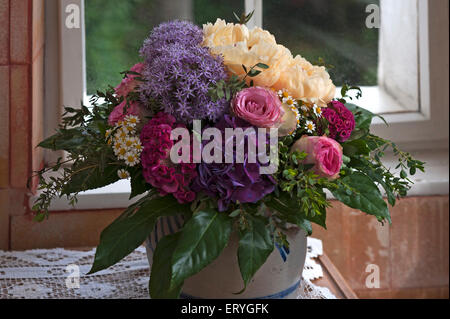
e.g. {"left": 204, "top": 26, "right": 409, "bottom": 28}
{"left": 145, "top": 215, "right": 307, "bottom": 299}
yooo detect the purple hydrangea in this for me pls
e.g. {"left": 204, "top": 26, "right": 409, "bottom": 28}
{"left": 192, "top": 116, "right": 276, "bottom": 211}
{"left": 139, "top": 21, "right": 229, "bottom": 124}
{"left": 322, "top": 101, "right": 356, "bottom": 142}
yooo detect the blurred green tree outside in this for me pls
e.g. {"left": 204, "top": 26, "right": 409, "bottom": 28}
{"left": 85, "top": 0, "right": 378, "bottom": 94}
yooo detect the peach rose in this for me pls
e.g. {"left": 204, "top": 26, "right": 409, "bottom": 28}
{"left": 202, "top": 20, "right": 336, "bottom": 107}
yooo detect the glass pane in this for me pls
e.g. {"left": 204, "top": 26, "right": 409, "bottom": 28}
{"left": 85, "top": 0, "right": 243, "bottom": 94}
{"left": 262, "top": 0, "right": 379, "bottom": 87}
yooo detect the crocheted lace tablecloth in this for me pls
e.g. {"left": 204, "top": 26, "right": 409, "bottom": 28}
{"left": 0, "top": 238, "right": 336, "bottom": 299}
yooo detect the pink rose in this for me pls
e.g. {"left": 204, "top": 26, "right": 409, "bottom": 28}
{"left": 232, "top": 87, "right": 283, "bottom": 128}
{"left": 115, "top": 63, "right": 144, "bottom": 97}
{"left": 291, "top": 136, "right": 343, "bottom": 180}
{"left": 108, "top": 101, "right": 140, "bottom": 126}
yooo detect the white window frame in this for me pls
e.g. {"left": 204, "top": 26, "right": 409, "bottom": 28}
{"left": 39, "top": 0, "right": 448, "bottom": 210}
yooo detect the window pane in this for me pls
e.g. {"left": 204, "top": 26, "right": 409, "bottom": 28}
{"left": 262, "top": 0, "right": 379, "bottom": 87}
{"left": 85, "top": 0, "right": 243, "bottom": 94}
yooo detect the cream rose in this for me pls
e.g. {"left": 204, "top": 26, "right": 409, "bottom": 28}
{"left": 202, "top": 20, "right": 336, "bottom": 107}
{"left": 203, "top": 19, "right": 249, "bottom": 47}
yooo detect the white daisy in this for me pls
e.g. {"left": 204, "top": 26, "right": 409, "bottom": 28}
{"left": 124, "top": 115, "right": 140, "bottom": 127}
{"left": 305, "top": 120, "right": 316, "bottom": 133}
{"left": 115, "top": 147, "right": 128, "bottom": 160}
{"left": 282, "top": 95, "right": 298, "bottom": 107}
{"left": 124, "top": 152, "right": 140, "bottom": 167}
{"left": 313, "top": 104, "right": 323, "bottom": 118}
{"left": 117, "top": 169, "right": 130, "bottom": 179}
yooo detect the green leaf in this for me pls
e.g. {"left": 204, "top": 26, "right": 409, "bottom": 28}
{"left": 149, "top": 233, "right": 184, "bottom": 299}
{"left": 343, "top": 139, "right": 371, "bottom": 157}
{"left": 331, "top": 172, "right": 391, "bottom": 223}
{"left": 264, "top": 194, "right": 315, "bottom": 234}
{"left": 346, "top": 103, "right": 388, "bottom": 131}
{"left": 88, "top": 195, "right": 189, "bottom": 274}
{"left": 170, "top": 209, "right": 232, "bottom": 289}
{"left": 255, "top": 63, "right": 269, "bottom": 69}
{"left": 237, "top": 216, "right": 274, "bottom": 291}
{"left": 350, "top": 158, "right": 397, "bottom": 206}
{"left": 38, "top": 129, "right": 87, "bottom": 151}
{"left": 129, "top": 168, "right": 149, "bottom": 200}
{"left": 62, "top": 164, "right": 120, "bottom": 195}
{"left": 248, "top": 69, "right": 261, "bottom": 77}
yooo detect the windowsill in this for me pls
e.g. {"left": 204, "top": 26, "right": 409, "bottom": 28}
{"left": 31, "top": 149, "right": 449, "bottom": 212}
{"left": 336, "top": 86, "right": 415, "bottom": 115}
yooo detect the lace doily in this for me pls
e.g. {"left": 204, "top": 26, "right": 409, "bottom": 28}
{"left": 0, "top": 238, "right": 335, "bottom": 299}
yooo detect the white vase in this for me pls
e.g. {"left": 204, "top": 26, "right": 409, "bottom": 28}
{"left": 145, "top": 215, "right": 307, "bottom": 299}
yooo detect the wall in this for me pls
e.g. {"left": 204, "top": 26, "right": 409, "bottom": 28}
{"left": 1, "top": 0, "right": 34, "bottom": 250}
{"left": 313, "top": 196, "right": 449, "bottom": 299}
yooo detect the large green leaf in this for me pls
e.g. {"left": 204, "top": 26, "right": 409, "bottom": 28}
{"left": 331, "top": 172, "right": 391, "bottom": 223}
{"left": 170, "top": 210, "right": 232, "bottom": 289}
{"left": 238, "top": 216, "right": 274, "bottom": 291}
{"left": 88, "top": 195, "right": 189, "bottom": 274}
{"left": 149, "top": 233, "right": 184, "bottom": 299}
{"left": 343, "top": 139, "right": 371, "bottom": 157}
{"left": 62, "top": 164, "right": 120, "bottom": 195}
{"left": 38, "top": 129, "right": 87, "bottom": 151}
{"left": 346, "top": 103, "right": 388, "bottom": 132}
{"left": 350, "top": 158, "right": 397, "bottom": 206}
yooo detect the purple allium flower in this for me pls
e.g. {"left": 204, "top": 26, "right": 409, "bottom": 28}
{"left": 139, "top": 21, "right": 229, "bottom": 124}
{"left": 140, "top": 20, "right": 204, "bottom": 60}
{"left": 192, "top": 115, "right": 276, "bottom": 211}
{"left": 322, "top": 101, "right": 355, "bottom": 142}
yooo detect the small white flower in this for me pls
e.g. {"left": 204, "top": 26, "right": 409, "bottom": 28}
{"left": 115, "top": 147, "right": 128, "bottom": 160}
{"left": 124, "top": 152, "right": 140, "bottom": 167}
{"left": 114, "top": 128, "right": 128, "bottom": 141}
{"left": 124, "top": 115, "right": 140, "bottom": 127}
{"left": 282, "top": 96, "right": 298, "bottom": 107}
{"left": 313, "top": 104, "right": 323, "bottom": 118}
{"left": 301, "top": 105, "right": 309, "bottom": 113}
{"left": 117, "top": 169, "right": 130, "bottom": 179}
{"left": 305, "top": 120, "right": 316, "bottom": 133}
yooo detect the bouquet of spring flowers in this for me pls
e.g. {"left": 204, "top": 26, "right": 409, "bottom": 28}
{"left": 32, "top": 15, "right": 425, "bottom": 299}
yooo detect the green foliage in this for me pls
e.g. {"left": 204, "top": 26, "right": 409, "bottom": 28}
{"left": 208, "top": 63, "right": 270, "bottom": 102}
{"left": 268, "top": 139, "right": 333, "bottom": 233}
{"left": 149, "top": 233, "right": 184, "bottom": 299}
{"left": 331, "top": 172, "right": 391, "bottom": 223}
{"left": 237, "top": 215, "right": 274, "bottom": 292}
{"left": 31, "top": 90, "right": 125, "bottom": 220}
{"left": 129, "top": 168, "right": 151, "bottom": 200}
{"left": 338, "top": 103, "right": 424, "bottom": 210}
{"left": 89, "top": 192, "right": 191, "bottom": 274}
{"left": 170, "top": 209, "right": 233, "bottom": 290}
{"left": 233, "top": 10, "right": 254, "bottom": 25}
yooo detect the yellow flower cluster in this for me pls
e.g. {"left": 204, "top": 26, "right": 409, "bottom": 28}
{"left": 202, "top": 19, "right": 336, "bottom": 107}
{"left": 106, "top": 115, "right": 143, "bottom": 169}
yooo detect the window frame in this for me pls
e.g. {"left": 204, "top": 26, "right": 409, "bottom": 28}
{"left": 39, "top": 0, "right": 448, "bottom": 210}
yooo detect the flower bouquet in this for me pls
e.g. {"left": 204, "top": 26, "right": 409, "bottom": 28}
{"left": 32, "top": 14, "right": 425, "bottom": 299}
